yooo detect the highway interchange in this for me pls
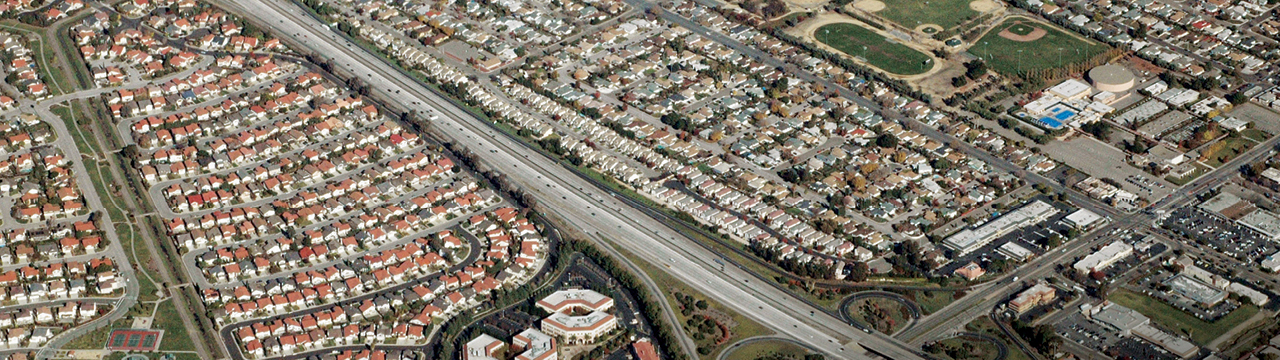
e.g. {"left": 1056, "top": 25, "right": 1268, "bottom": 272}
{"left": 215, "top": 0, "right": 936, "bottom": 358}
{"left": 207, "top": 0, "right": 1280, "bottom": 358}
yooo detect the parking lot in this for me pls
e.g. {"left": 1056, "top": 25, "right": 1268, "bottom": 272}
{"left": 937, "top": 198, "right": 1076, "bottom": 276}
{"left": 1041, "top": 136, "right": 1174, "bottom": 201}
{"left": 1055, "top": 312, "right": 1180, "bottom": 360}
{"left": 1160, "top": 206, "right": 1278, "bottom": 262}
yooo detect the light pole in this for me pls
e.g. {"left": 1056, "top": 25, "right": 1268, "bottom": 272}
{"left": 1017, "top": 49, "right": 1023, "bottom": 74}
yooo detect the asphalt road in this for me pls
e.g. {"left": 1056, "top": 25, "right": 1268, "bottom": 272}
{"left": 217, "top": 0, "right": 928, "bottom": 358}
{"left": 900, "top": 131, "right": 1280, "bottom": 344}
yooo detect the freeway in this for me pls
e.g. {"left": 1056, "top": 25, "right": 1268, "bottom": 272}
{"left": 218, "top": 0, "right": 928, "bottom": 358}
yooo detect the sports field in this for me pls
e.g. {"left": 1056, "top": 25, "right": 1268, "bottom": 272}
{"left": 875, "top": 0, "right": 980, "bottom": 30}
{"left": 815, "top": 23, "right": 934, "bottom": 75}
{"left": 969, "top": 17, "right": 1109, "bottom": 76}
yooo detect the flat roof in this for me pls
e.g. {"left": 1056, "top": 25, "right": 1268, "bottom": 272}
{"left": 1090, "top": 302, "right": 1149, "bottom": 333}
{"left": 1198, "top": 192, "right": 1244, "bottom": 215}
{"left": 1240, "top": 209, "right": 1280, "bottom": 239}
{"left": 1064, "top": 208, "right": 1103, "bottom": 228}
{"left": 943, "top": 201, "right": 1059, "bottom": 254}
{"left": 1049, "top": 79, "right": 1092, "bottom": 99}
{"left": 1165, "top": 274, "right": 1227, "bottom": 305}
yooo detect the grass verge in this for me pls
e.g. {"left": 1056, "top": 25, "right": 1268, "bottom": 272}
{"left": 1109, "top": 288, "right": 1259, "bottom": 344}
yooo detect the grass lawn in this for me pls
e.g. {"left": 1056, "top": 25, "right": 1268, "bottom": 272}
{"left": 846, "top": 297, "right": 912, "bottom": 334}
{"left": 725, "top": 339, "right": 811, "bottom": 360}
{"left": 64, "top": 317, "right": 131, "bottom": 349}
{"left": 1165, "top": 163, "right": 1211, "bottom": 186}
{"left": 1241, "top": 128, "right": 1271, "bottom": 142}
{"left": 929, "top": 337, "right": 1003, "bottom": 360}
{"left": 970, "top": 17, "right": 1109, "bottom": 77}
{"left": 1109, "top": 288, "right": 1260, "bottom": 344}
{"left": 609, "top": 242, "right": 772, "bottom": 360}
{"left": 963, "top": 317, "right": 1032, "bottom": 360}
{"left": 814, "top": 22, "right": 934, "bottom": 75}
{"left": 907, "top": 290, "right": 959, "bottom": 315}
{"left": 155, "top": 299, "right": 196, "bottom": 352}
{"left": 875, "top": 0, "right": 979, "bottom": 30}
{"left": 1202, "top": 136, "right": 1256, "bottom": 167}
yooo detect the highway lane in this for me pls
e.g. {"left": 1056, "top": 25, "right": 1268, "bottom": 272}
{"left": 220, "top": 0, "right": 926, "bottom": 358}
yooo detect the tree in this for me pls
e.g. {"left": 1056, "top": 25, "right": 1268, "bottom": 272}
{"left": 951, "top": 76, "right": 968, "bottom": 87}
{"left": 875, "top": 133, "right": 899, "bottom": 148}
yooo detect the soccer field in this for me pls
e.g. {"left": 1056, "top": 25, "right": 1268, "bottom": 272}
{"left": 814, "top": 23, "right": 934, "bottom": 75}
{"left": 969, "top": 17, "right": 1109, "bottom": 76}
{"left": 876, "top": 0, "right": 980, "bottom": 30}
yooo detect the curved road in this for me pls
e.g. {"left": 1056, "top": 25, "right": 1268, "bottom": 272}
{"left": 217, "top": 0, "right": 928, "bottom": 358}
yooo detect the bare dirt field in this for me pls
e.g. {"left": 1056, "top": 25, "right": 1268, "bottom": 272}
{"left": 853, "top": 0, "right": 885, "bottom": 12}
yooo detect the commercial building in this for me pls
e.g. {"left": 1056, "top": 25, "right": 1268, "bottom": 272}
{"left": 465, "top": 334, "right": 506, "bottom": 360}
{"left": 1238, "top": 209, "right": 1280, "bottom": 240}
{"left": 1132, "top": 324, "right": 1198, "bottom": 358}
{"left": 943, "top": 201, "right": 1059, "bottom": 256}
{"left": 511, "top": 329, "right": 557, "bottom": 360}
{"left": 1262, "top": 251, "right": 1280, "bottom": 273}
{"left": 953, "top": 262, "right": 985, "bottom": 281}
{"left": 538, "top": 288, "right": 618, "bottom": 344}
{"left": 997, "top": 242, "right": 1034, "bottom": 262}
{"left": 1086, "top": 302, "right": 1149, "bottom": 335}
{"left": 1073, "top": 241, "right": 1134, "bottom": 274}
{"left": 1063, "top": 208, "right": 1103, "bottom": 229}
{"left": 633, "top": 339, "right": 660, "bottom": 360}
{"left": 537, "top": 289, "right": 615, "bottom": 313}
{"left": 541, "top": 310, "right": 618, "bottom": 344}
{"left": 1008, "top": 283, "right": 1056, "bottom": 315}
{"left": 1165, "top": 274, "right": 1227, "bottom": 307}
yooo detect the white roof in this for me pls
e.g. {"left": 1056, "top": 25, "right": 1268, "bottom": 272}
{"left": 1049, "top": 79, "right": 1092, "bottom": 99}
{"left": 1064, "top": 208, "right": 1103, "bottom": 228}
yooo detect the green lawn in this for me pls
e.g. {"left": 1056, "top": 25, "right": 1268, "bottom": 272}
{"left": 963, "top": 317, "right": 1033, "bottom": 360}
{"left": 609, "top": 241, "right": 772, "bottom": 360}
{"left": 63, "top": 317, "right": 131, "bottom": 349}
{"left": 846, "top": 296, "right": 913, "bottom": 334}
{"left": 875, "top": 0, "right": 980, "bottom": 30}
{"left": 908, "top": 290, "right": 959, "bottom": 315}
{"left": 814, "top": 22, "right": 934, "bottom": 75}
{"left": 1203, "top": 136, "right": 1256, "bottom": 167}
{"left": 1241, "top": 128, "right": 1271, "bottom": 142}
{"left": 929, "top": 337, "right": 1003, "bottom": 360}
{"left": 1109, "top": 288, "right": 1260, "bottom": 344}
{"left": 155, "top": 299, "right": 196, "bottom": 352}
{"left": 724, "top": 339, "right": 812, "bottom": 360}
{"left": 969, "top": 17, "right": 1109, "bottom": 76}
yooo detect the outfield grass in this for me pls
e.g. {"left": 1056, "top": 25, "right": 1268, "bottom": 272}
{"left": 1110, "top": 288, "right": 1260, "bottom": 345}
{"left": 814, "top": 22, "right": 934, "bottom": 75}
{"left": 724, "top": 339, "right": 811, "bottom": 360}
{"left": 969, "top": 17, "right": 1108, "bottom": 76}
{"left": 875, "top": 0, "right": 979, "bottom": 30}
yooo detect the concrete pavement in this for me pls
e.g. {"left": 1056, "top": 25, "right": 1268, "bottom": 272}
{"left": 221, "top": 0, "right": 926, "bottom": 357}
